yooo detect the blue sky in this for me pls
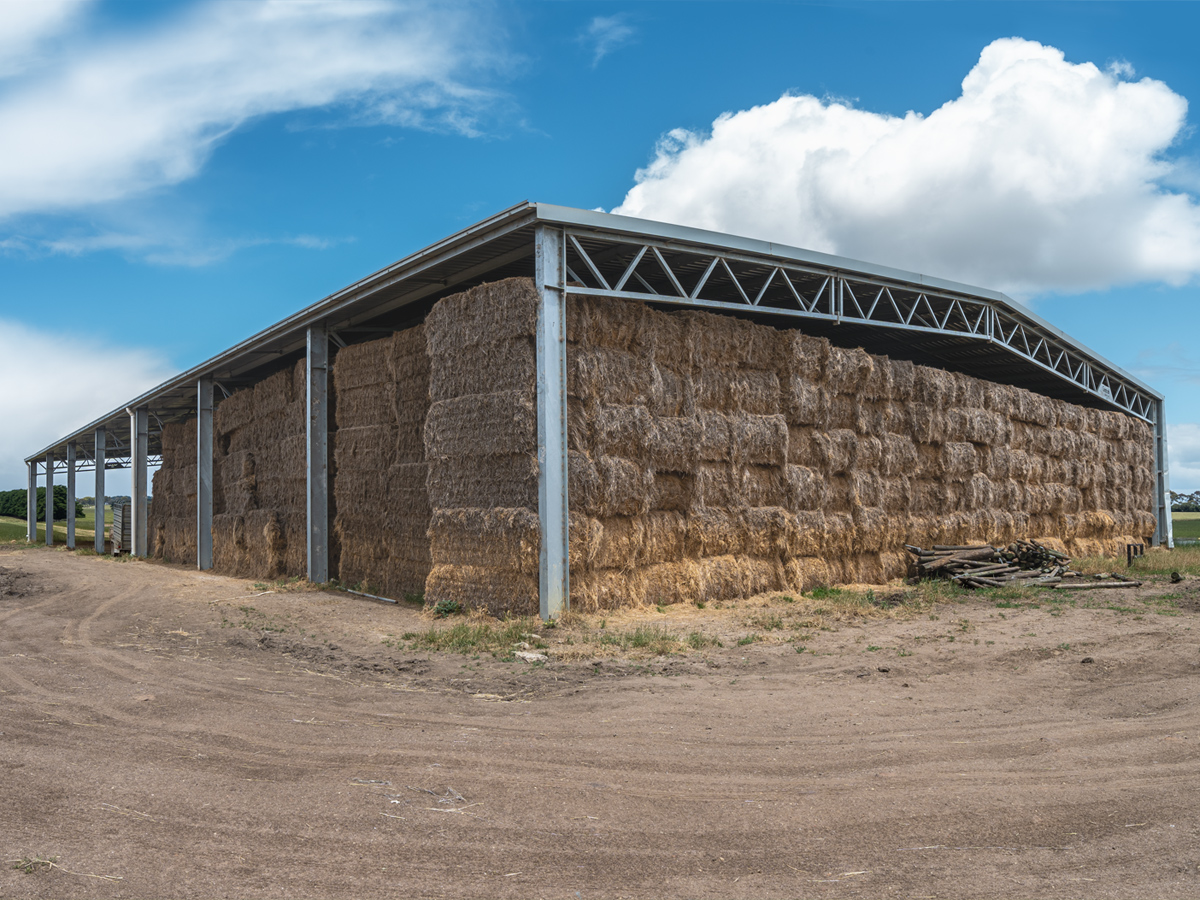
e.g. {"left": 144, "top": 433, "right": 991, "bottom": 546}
{"left": 1, "top": 0, "right": 1198, "bottom": 494}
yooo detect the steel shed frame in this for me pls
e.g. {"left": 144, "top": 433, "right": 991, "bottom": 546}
{"left": 24, "top": 203, "right": 1174, "bottom": 609}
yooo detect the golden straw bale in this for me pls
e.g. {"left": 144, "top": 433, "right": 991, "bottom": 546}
{"left": 825, "top": 346, "right": 874, "bottom": 395}
{"left": 729, "top": 414, "right": 788, "bottom": 467}
{"left": 647, "top": 417, "right": 701, "bottom": 472}
{"left": 594, "top": 404, "right": 652, "bottom": 460}
{"left": 880, "top": 433, "right": 918, "bottom": 477}
{"left": 964, "top": 473, "right": 995, "bottom": 508}
{"left": 425, "top": 564, "right": 538, "bottom": 617}
{"left": 588, "top": 516, "right": 643, "bottom": 570}
{"left": 570, "top": 568, "right": 642, "bottom": 612}
{"left": 852, "top": 506, "right": 894, "bottom": 552}
{"left": 333, "top": 338, "right": 393, "bottom": 392}
{"left": 783, "top": 376, "right": 829, "bottom": 427}
{"left": 785, "top": 510, "right": 826, "bottom": 557}
{"left": 641, "top": 512, "right": 689, "bottom": 565}
{"left": 426, "top": 454, "right": 538, "bottom": 509}
{"left": 430, "top": 336, "right": 533, "bottom": 401}
{"left": 880, "top": 476, "right": 912, "bottom": 513}
{"left": 783, "top": 556, "right": 831, "bottom": 591}
{"left": 939, "top": 442, "right": 977, "bottom": 481}
{"left": 778, "top": 331, "right": 830, "bottom": 384}
{"left": 568, "top": 451, "right": 601, "bottom": 513}
{"left": 786, "top": 465, "right": 827, "bottom": 511}
{"left": 685, "top": 508, "right": 744, "bottom": 557}
{"left": 650, "top": 472, "right": 693, "bottom": 511}
{"left": 596, "top": 456, "right": 653, "bottom": 518}
{"left": 850, "top": 471, "right": 884, "bottom": 508}
{"left": 428, "top": 507, "right": 539, "bottom": 575}
{"left": 572, "top": 346, "right": 654, "bottom": 406}
{"left": 741, "top": 506, "right": 791, "bottom": 557}
{"left": 648, "top": 365, "right": 689, "bottom": 417}
{"left": 814, "top": 428, "right": 857, "bottom": 474}
{"left": 912, "top": 365, "right": 957, "bottom": 406}
{"left": 426, "top": 278, "right": 538, "bottom": 358}
{"left": 568, "top": 293, "right": 648, "bottom": 353}
{"left": 424, "top": 391, "right": 536, "bottom": 459}
{"left": 696, "top": 412, "right": 733, "bottom": 462}
{"left": 638, "top": 560, "right": 704, "bottom": 607}
{"left": 336, "top": 425, "right": 395, "bottom": 472}
{"left": 214, "top": 388, "right": 254, "bottom": 435}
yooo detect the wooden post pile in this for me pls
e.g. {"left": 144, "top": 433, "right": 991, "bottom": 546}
{"left": 904, "top": 541, "right": 1071, "bottom": 588}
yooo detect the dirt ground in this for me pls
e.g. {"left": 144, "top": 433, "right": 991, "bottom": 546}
{"left": 3, "top": 547, "right": 1200, "bottom": 899}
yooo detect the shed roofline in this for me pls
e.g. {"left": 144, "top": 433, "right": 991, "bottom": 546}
{"left": 25, "top": 201, "right": 1163, "bottom": 464}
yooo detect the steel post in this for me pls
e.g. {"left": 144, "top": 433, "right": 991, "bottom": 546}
{"left": 1153, "top": 399, "right": 1174, "bottom": 548}
{"left": 26, "top": 461, "right": 36, "bottom": 542}
{"left": 535, "top": 224, "right": 570, "bottom": 620}
{"left": 94, "top": 427, "right": 106, "bottom": 553}
{"left": 66, "top": 441, "right": 76, "bottom": 550}
{"left": 45, "top": 452, "right": 54, "bottom": 546}
{"left": 306, "top": 325, "right": 329, "bottom": 583}
{"left": 130, "top": 407, "right": 149, "bottom": 557}
{"left": 197, "top": 378, "right": 214, "bottom": 570}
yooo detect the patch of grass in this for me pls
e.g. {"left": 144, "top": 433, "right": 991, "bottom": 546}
{"left": 807, "top": 585, "right": 843, "bottom": 600}
{"left": 10, "top": 855, "right": 58, "bottom": 874}
{"left": 1173, "top": 513, "right": 1200, "bottom": 542}
{"left": 866, "top": 645, "right": 882, "bottom": 652}
{"left": 748, "top": 612, "right": 784, "bottom": 631}
{"left": 1075, "top": 544, "right": 1200, "bottom": 578}
{"left": 736, "top": 634, "right": 762, "bottom": 646}
{"left": 432, "top": 598, "right": 463, "bottom": 619}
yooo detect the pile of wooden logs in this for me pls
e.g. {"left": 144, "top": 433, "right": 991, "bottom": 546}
{"left": 904, "top": 541, "right": 1144, "bottom": 590}
{"left": 904, "top": 542, "right": 1068, "bottom": 588}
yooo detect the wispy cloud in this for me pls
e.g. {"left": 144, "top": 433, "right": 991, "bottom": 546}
{"left": 580, "top": 14, "right": 635, "bottom": 67}
{"left": 0, "top": 1, "right": 506, "bottom": 222}
{"left": 1, "top": 228, "right": 355, "bottom": 267}
{"left": 1134, "top": 343, "right": 1200, "bottom": 386}
{"left": 0, "top": 317, "right": 174, "bottom": 491}
{"left": 613, "top": 38, "right": 1200, "bottom": 298}
{"left": 0, "top": 0, "right": 89, "bottom": 78}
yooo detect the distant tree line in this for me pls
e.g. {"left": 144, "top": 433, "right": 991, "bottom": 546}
{"left": 1172, "top": 490, "right": 1200, "bottom": 512}
{"left": 0, "top": 486, "right": 84, "bottom": 521}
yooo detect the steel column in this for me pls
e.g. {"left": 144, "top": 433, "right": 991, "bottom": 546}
{"left": 130, "top": 407, "right": 149, "bottom": 557}
{"left": 94, "top": 427, "right": 106, "bottom": 553}
{"left": 197, "top": 379, "right": 214, "bottom": 570}
{"left": 1153, "top": 399, "right": 1174, "bottom": 548}
{"left": 66, "top": 441, "right": 76, "bottom": 550}
{"left": 535, "top": 224, "right": 570, "bottom": 620}
{"left": 306, "top": 326, "right": 329, "bottom": 583}
{"left": 26, "top": 461, "right": 36, "bottom": 542}
{"left": 44, "top": 452, "right": 54, "bottom": 546}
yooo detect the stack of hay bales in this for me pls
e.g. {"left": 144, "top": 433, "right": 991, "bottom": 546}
{"left": 150, "top": 419, "right": 197, "bottom": 564}
{"left": 422, "top": 278, "right": 542, "bottom": 616}
{"left": 332, "top": 324, "right": 431, "bottom": 598}
{"left": 562, "top": 291, "right": 1155, "bottom": 610}
{"left": 209, "top": 361, "right": 307, "bottom": 578}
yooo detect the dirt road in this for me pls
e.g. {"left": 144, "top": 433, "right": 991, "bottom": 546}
{"left": 2, "top": 546, "right": 1199, "bottom": 898}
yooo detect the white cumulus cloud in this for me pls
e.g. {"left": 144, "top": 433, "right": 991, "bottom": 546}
{"left": 1169, "top": 423, "right": 1200, "bottom": 494}
{"left": 0, "top": 0, "right": 502, "bottom": 221}
{"left": 612, "top": 38, "right": 1200, "bottom": 297}
{"left": 0, "top": 0, "right": 89, "bottom": 78}
{"left": 0, "top": 318, "right": 174, "bottom": 492}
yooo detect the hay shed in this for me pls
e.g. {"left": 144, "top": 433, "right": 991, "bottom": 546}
{"left": 26, "top": 204, "right": 1174, "bottom": 618}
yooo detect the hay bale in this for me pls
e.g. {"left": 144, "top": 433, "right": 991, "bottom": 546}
{"left": 425, "top": 391, "right": 536, "bottom": 459}
{"left": 425, "top": 564, "right": 538, "bottom": 617}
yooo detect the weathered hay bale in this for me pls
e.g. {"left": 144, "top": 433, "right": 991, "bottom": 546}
{"left": 650, "top": 472, "right": 693, "bottom": 511}
{"left": 571, "top": 346, "right": 655, "bottom": 406}
{"left": 593, "top": 404, "right": 653, "bottom": 460}
{"left": 425, "top": 391, "right": 536, "bottom": 458}
{"left": 425, "top": 564, "right": 538, "bottom": 617}
{"left": 647, "top": 417, "right": 701, "bottom": 472}
{"left": 427, "top": 454, "right": 537, "bottom": 509}
{"left": 787, "top": 465, "right": 827, "bottom": 511}
{"left": 428, "top": 507, "right": 539, "bottom": 575}
{"left": 729, "top": 414, "right": 788, "bottom": 466}
{"left": 430, "top": 336, "right": 534, "bottom": 402}
{"left": 783, "top": 376, "right": 828, "bottom": 426}
{"left": 426, "top": 278, "right": 538, "bottom": 358}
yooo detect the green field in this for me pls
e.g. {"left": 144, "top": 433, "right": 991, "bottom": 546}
{"left": 1175, "top": 512, "right": 1200, "bottom": 542}
{"left": 0, "top": 505, "right": 110, "bottom": 544}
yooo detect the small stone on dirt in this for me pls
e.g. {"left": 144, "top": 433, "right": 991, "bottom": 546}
{"left": 1081, "top": 657, "right": 1095, "bottom": 664}
{"left": 877, "top": 667, "right": 890, "bottom": 673}
{"left": 1171, "top": 572, "right": 1183, "bottom": 584}
{"left": 514, "top": 650, "right": 548, "bottom": 663}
